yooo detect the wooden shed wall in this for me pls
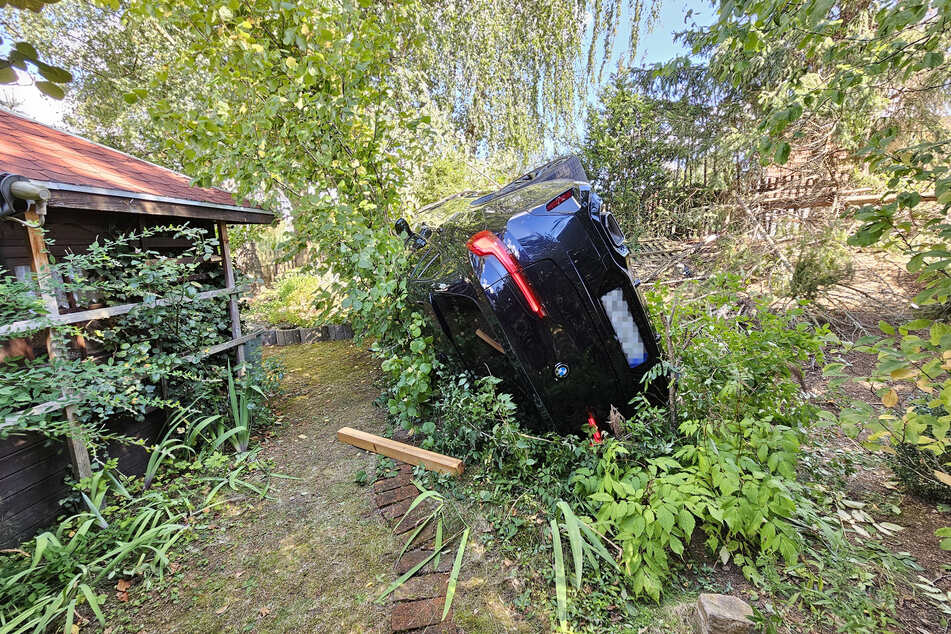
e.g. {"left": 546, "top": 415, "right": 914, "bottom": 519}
{"left": 0, "top": 207, "right": 213, "bottom": 275}
{"left": 0, "top": 208, "right": 215, "bottom": 548}
{"left": 0, "top": 433, "right": 69, "bottom": 547}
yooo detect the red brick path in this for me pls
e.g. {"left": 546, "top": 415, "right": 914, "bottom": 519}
{"left": 373, "top": 431, "right": 459, "bottom": 634}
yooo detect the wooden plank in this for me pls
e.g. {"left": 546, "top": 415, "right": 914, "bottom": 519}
{"left": 2, "top": 397, "right": 75, "bottom": 429}
{"left": 191, "top": 329, "right": 263, "bottom": 360}
{"left": 0, "top": 437, "right": 65, "bottom": 483}
{"left": 0, "top": 482, "right": 70, "bottom": 548}
{"left": 0, "top": 433, "right": 46, "bottom": 460}
{"left": 24, "top": 207, "right": 92, "bottom": 481}
{"left": 49, "top": 190, "right": 274, "bottom": 225}
{"left": 336, "top": 427, "right": 464, "bottom": 476}
{"left": 0, "top": 468, "right": 68, "bottom": 517}
{"left": 475, "top": 328, "right": 504, "bottom": 354}
{"left": 0, "top": 286, "right": 245, "bottom": 337}
{"left": 217, "top": 221, "right": 245, "bottom": 366}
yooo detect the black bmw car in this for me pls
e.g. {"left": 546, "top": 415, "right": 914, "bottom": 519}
{"left": 398, "top": 156, "right": 665, "bottom": 436}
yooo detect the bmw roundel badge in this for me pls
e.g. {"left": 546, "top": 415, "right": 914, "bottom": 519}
{"left": 554, "top": 363, "right": 569, "bottom": 380}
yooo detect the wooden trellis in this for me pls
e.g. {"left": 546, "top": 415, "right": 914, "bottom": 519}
{"left": 2, "top": 208, "right": 259, "bottom": 479}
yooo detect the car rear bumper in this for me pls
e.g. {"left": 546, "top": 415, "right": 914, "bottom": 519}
{"left": 479, "top": 251, "right": 664, "bottom": 434}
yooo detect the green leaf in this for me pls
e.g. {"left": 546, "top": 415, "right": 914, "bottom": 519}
{"left": 394, "top": 488, "right": 441, "bottom": 531}
{"left": 78, "top": 583, "right": 105, "bottom": 625}
{"left": 775, "top": 142, "right": 791, "bottom": 164}
{"left": 656, "top": 507, "right": 675, "bottom": 533}
{"left": 669, "top": 534, "right": 684, "bottom": 555}
{"left": 575, "top": 519, "right": 619, "bottom": 570}
{"left": 35, "top": 81, "right": 65, "bottom": 100}
{"left": 433, "top": 518, "right": 443, "bottom": 570}
{"left": 398, "top": 513, "right": 434, "bottom": 562}
{"left": 0, "top": 65, "right": 17, "bottom": 84}
{"left": 442, "top": 527, "right": 469, "bottom": 621}
{"left": 677, "top": 508, "right": 696, "bottom": 539}
{"left": 557, "top": 501, "right": 584, "bottom": 589}
{"left": 14, "top": 41, "right": 38, "bottom": 60}
{"left": 551, "top": 519, "right": 567, "bottom": 632}
{"left": 375, "top": 548, "right": 442, "bottom": 603}
{"left": 36, "top": 63, "right": 72, "bottom": 84}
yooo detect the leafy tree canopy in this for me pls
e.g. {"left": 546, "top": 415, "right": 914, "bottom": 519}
{"left": 0, "top": 0, "right": 75, "bottom": 96}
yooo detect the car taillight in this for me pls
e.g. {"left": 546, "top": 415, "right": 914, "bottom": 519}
{"left": 466, "top": 230, "right": 546, "bottom": 318}
{"left": 546, "top": 189, "right": 574, "bottom": 211}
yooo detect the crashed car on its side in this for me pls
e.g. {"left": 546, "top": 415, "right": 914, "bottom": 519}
{"left": 397, "top": 156, "right": 666, "bottom": 436}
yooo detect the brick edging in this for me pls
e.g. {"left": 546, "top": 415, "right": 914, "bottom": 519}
{"left": 372, "top": 430, "right": 460, "bottom": 634}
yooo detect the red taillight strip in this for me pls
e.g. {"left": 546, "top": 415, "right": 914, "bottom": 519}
{"left": 546, "top": 189, "right": 573, "bottom": 211}
{"left": 466, "top": 230, "right": 546, "bottom": 317}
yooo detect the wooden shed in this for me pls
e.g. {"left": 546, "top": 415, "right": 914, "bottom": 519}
{"left": 0, "top": 108, "right": 273, "bottom": 546}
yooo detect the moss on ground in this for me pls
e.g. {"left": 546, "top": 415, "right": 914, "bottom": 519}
{"left": 109, "top": 342, "right": 393, "bottom": 633}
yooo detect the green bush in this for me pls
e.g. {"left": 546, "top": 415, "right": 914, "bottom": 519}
{"left": 832, "top": 319, "right": 951, "bottom": 504}
{"left": 788, "top": 238, "right": 854, "bottom": 300}
{"left": 248, "top": 271, "right": 329, "bottom": 328}
{"left": 570, "top": 275, "right": 828, "bottom": 599}
{"left": 0, "top": 225, "right": 280, "bottom": 632}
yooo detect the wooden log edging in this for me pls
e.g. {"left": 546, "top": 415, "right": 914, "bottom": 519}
{"left": 259, "top": 324, "right": 353, "bottom": 346}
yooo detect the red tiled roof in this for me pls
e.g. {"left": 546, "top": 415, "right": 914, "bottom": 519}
{"left": 0, "top": 108, "right": 251, "bottom": 208}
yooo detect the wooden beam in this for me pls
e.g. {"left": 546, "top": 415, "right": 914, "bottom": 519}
{"left": 336, "top": 427, "right": 464, "bottom": 476}
{"left": 23, "top": 208, "right": 93, "bottom": 481}
{"left": 190, "top": 329, "right": 263, "bottom": 361}
{"left": 475, "top": 328, "right": 504, "bottom": 354}
{"left": 217, "top": 221, "right": 245, "bottom": 366}
{"left": 48, "top": 190, "right": 274, "bottom": 225}
{"left": 0, "top": 286, "right": 245, "bottom": 338}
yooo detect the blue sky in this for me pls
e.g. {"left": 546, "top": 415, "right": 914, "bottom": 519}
{"left": 586, "top": 1, "right": 714, "bottom": 99}
{"left": 552, "top": 1, "right": 714, "bottom": 150}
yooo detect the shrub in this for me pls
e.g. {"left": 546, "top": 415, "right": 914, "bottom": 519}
{"left": 248, "top": 271, "right": 329, "bottom": 328}
{"left": 570, "top": 275, "right": 828, "bottom": 599}
{"left": 788, "top": 237, "right": 854, "bottom": 300}
{"left": 832, "top": 319, "right": 951, "bottom": 502}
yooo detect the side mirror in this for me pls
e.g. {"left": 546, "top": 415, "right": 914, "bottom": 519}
{"left": 394, "top": 218, "right": 413, "bottom": 237}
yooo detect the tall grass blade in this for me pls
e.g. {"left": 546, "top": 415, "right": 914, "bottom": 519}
{"left": 398, "top": 513, "right": 434, "bottom": 562}
{"left": 393, "top": 489, "right": 442, "bottom": 531}
{"left": 81, "top": 492, "right": 108, "bottom": 529}
{"left": 374, "top": 548, "right": 444, "bottom": 604}
{"left": 106, "top": 470, "right": 131, "bottom": 499}
{"left": 62, "top": 598, "right": 76, "bottom": 634}
{"left": 32, "top": 533, "right": 51, "bottom": 567}
{"left": 78, "top": 583, "right": 105, "bottom": 625}
{"left": 433, "top": 517, "right": 443, "bottom": 570}
{"left": 575, "top": 519, "right": 619, "bottom": 570}
{"left": 212, "top": 425, "right": 248, "bottom": 450}
{"left": 442, "top": 527, "right": 469, "bottom": 621}
{"left": 557, "top": 501, "right": 584, "bottom": 589}
{"left": 186, "top": 414, "right": 221, "bottom": 446}
{"left": 551, "top": 519, "right": 567, "bottom": 632}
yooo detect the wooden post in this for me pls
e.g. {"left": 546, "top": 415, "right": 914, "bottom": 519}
{"left": 217, "top": 221, "right": 245, "bottom": 366}
{"left": 24, "top": 208, "right": 93, "bottom": 480}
